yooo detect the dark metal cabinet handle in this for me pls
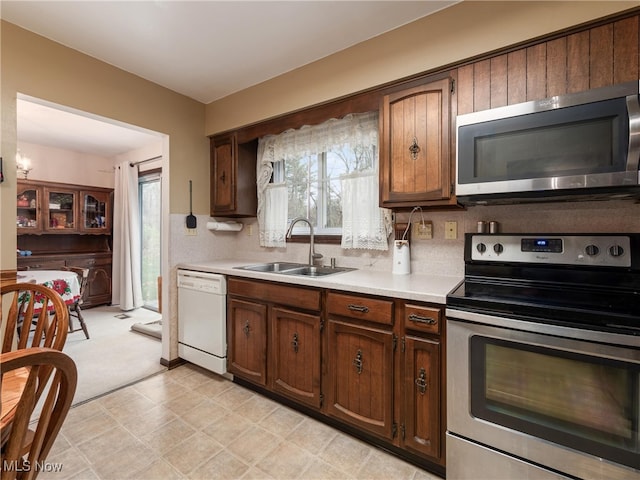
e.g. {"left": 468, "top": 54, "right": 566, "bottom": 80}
{"left": 220, "top": 171, "right": 226, "bottom": 183}
{"left": 291, "top": 333, "right": 299, "bottom": 353}
{"left": 242, "top": 320, "right": 250, "bottom": 337}
{"left": 415, "top": 367, "right": 427, "bottom": 394}
{"left": 409, "top": 137, "right": 420, "bottom": 160}
{"left": 408, "top": 313, "right": 436, "bottom": 325}
{"left": 353, "top": 349, "right": 363, "bottom": 374}
{"left": 347, "top": 304, "right": 369, "bottom": 314}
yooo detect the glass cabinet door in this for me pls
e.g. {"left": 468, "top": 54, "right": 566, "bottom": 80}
{"left": 81, "top": 191, "right": 110, "bottom": 232}
{"left": 16, "top": 185, "right": 41, "bottom": 232}
{"left": 45, "top": 188, "right": 76, "bottom": 232}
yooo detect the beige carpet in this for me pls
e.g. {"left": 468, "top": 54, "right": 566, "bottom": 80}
{"left": 63, "top": 305, "right": 166, "bottom": 405}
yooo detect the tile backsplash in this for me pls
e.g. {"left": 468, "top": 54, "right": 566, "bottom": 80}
{"left": 170, "top": 199, "right": 639, "bottom": 278}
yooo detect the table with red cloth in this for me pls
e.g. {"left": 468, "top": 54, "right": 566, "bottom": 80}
{"left": 18, "top": 269, "right": 81, "bottom": 312}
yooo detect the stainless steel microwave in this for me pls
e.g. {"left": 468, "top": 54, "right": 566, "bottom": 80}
{"left": 456, "top": 81, "right": 640, "bottom": 205}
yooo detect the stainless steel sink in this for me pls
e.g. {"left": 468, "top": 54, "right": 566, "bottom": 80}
{"left": 234, "top": 262, "right": 306, "bottom": 273}
{"left": 280, "top": 265, "right": 355, "bottom": 277}
{"left": 234, "top": 262, "right": 355, "bottom": 277}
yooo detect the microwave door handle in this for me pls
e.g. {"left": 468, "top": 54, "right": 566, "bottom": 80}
{"left": 626, "top": 92, "right": 640, "bottom": 173}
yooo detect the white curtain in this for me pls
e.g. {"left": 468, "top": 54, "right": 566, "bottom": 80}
{"left": 112, "top": 161, "right": 143, "bottom": 310}
{"left": 341, "top": 172, "right": 392, "bottom": 250}
{"left": 257, "top": 112, "right": 390, "bottom": 249}
{"left": 257, "top": 138, "right": 288, "bottom": 247}
{"left": 259, "top": 183, "right": 288, "bottom": 247}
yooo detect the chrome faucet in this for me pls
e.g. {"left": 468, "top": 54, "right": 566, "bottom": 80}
{"left": 286, "top": 216, "right": 323, "bottom": 266}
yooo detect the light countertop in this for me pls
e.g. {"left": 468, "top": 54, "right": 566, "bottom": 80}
{"left": 177, "top": 259, "right": 463, "bottom": 305}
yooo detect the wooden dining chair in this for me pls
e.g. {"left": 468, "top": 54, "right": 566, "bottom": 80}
{"left": 1, "top": 283, "right": 69, "bottom": 354}
{"left": 0, "top": 347, "right": 77, "bottom": 480}
{"left": 60, "top": 266, "right": 90, "bottom": 339}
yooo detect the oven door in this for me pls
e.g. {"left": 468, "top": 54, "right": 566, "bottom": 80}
{"left": 446, "top": 310, "right": 640, "bottom": 480}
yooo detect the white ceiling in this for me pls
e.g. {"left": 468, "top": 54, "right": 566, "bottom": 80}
{"left": 3, "top": 0, "right": 458, "bottom": 156}
{"left": 17, "top": 96, "right": 164, "bottom": 157}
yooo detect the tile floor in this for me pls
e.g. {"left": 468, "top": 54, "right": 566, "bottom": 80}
{"left": 41, "top": 364, "right": 442, "bottom": 480}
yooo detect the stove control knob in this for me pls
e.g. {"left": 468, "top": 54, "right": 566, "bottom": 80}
{"left": 609, "top": 245, "right": 625, "bottom": 257}
{"left": 493, "top": 243, "right": 504, "bottom": 254}
{"left": 476, "top": 243, "right": 487, "bottom": 254}
{"left": 585, "top": 244, "right": 599, "bottom": 256}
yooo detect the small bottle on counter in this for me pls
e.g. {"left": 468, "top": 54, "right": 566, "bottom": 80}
{"left": 489, "top": 221, "right": 500, "bottom": 234}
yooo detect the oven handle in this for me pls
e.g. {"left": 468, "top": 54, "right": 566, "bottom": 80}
{"left": 445, "top": 308, "right": 640, "bottom": 348}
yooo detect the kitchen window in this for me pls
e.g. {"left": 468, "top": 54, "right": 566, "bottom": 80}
{"left": 273, "top": 145, "right": 375, "bottom": 237}
{"left": 257, "top": 112, "right": 391, "bottom": 250}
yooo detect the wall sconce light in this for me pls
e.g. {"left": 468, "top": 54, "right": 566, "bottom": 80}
{"left": 16, "top": 150, "right": 33, "bottom": 179}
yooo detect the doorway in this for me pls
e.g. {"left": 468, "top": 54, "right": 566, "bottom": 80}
{"left": 16, "top": 94, "right": 169, "bottom": 402}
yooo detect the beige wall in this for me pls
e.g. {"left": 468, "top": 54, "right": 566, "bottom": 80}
{"left": 1, "top": 21, "right": 208, "bottom": 271}
{"left": 205, "top": 1, "right": 638, "bottom": 135}
{"left": 2, "top": 1, "right": 637, "bottom": 272}
{"left": 16, "top": 141, "right": 116, "bottom": 188}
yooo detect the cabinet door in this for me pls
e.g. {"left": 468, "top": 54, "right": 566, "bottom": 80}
{"left": 402, "top": 335, "right": 441, "bottom": 460}
{"left": 271, "top": 306, "right": 322, "bottom": 408}
{"left": 16, "top": 183, "right": 43, "bottom": 233}
{"left": 326, "top": 319, "right": 395, "bottom": 440}
{"left": 211, "top": 135, "right": 236, "bottom": 214}
{"left": 44, "top": 187, "right": 77, "bottom": 232}
{"left": 380, "top": 77, "right": 453, "bottom": 207}
{"left": 210, "top": 135, "right": 257, "bottom": 217}
{"left": 228, "top": 298, "right": 268, "bottom": 386}
{"left": 80, "top": 190, "right": 111, "bottom": 233}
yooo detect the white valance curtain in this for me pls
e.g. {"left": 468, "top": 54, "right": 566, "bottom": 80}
{"left": 112, "top": 161, "right": 143, "bottom": 310}
{"left": 257, "top": 111, "right": 391, "bottom": 250}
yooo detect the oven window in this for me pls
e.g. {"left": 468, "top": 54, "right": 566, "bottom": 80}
{"left": 470, "top": 337, "right": 639, "bottom": 469}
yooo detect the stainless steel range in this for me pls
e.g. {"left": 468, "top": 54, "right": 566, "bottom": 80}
{"left": 446, "top": 233, "right": 640, "bottom": 480}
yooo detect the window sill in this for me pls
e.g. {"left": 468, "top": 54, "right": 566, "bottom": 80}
{"left": 287, "top": 234, "right": 341, "bottom": 245}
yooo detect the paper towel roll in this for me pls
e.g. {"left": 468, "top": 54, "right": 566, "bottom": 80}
{"left": 206, "top": 221, "right": 243, "bottom": 232}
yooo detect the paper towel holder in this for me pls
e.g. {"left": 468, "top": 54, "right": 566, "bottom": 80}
{"left": 207, "top": 220, "right": 243, "bottom": 232}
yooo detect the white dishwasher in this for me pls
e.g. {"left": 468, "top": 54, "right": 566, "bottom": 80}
{"left": 177, "top": 269, "right": 227, "bottom": 375}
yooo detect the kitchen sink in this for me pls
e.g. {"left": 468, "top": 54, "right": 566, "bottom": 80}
{"left": 280, "top": 265, "right": 355, "bottom": 277}
{"left": 235, "top": 262, "right": 306, "bottom": 272}
{"left": 234, "top": 262, "right": 355, "bottom": 277}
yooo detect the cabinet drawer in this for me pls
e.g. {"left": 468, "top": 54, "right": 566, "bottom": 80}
{"left": 18, "top": 257, "right": 66, "bottom": 270}
{"left": 403, "top": 304, "right": 441, "bottom": 334}
{"left": 70, "top": 255, "right": 111, "bottom": 268}
{"left": 228, "top": 277, "right": 320, "bottom": 311}
{"left": 327, "top": 292, "right": 393, "bottom": 325}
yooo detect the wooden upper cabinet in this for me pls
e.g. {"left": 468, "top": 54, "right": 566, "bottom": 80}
{"left": 44, "top": 186, "right": 77, "bottom": 232}
{"left": 380, "top": 77, "right": 454, "bottom": 208}
{"left": 210, "top": 134, "right": 258, "bottom": 217}
{"left": 80, "top": 190, "right": 111, "bottom": 233}
{"left": 17, "top": 180, "right": 112, "bottom": 235}
{"left": 16, "top": 183, "right": 42, "bottom": 232}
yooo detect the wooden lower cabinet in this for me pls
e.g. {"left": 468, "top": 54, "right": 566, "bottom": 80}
{"left": 228, "top": 298, "right": 268, "bottom": 386}
{"left": 226, "top": 278, "right": 446, "bottom": 473}
{"left": 72, "top": 253, "right": 112, "bottom": 307}
{"left": 271, "top": 306, "right": 321, "bottom": 408}
{"left": 325, "top": 319, "right": 395, "bottom": 440}
{"left": 402, "top": 335, "right": 441, "bottom": 459}
{"left": 227, "top": 278, "right": 322, "bottom": 396}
